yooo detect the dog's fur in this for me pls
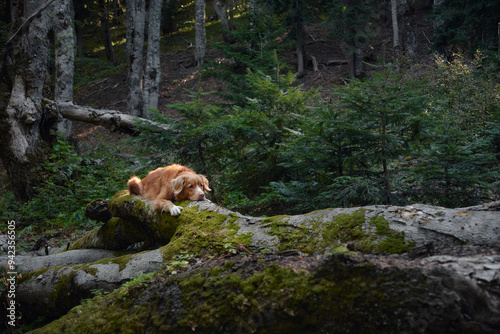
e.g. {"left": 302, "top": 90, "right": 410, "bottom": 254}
{"left": 127, "top": 164, "right": 210, "bottom": 216}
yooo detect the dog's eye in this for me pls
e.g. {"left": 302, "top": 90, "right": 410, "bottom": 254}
{"left": 188, "top": 185, "right": 194, "bottom": 188}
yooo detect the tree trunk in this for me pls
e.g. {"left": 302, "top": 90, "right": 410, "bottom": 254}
{"left": 194, "top": 0, "right": 206, "bottom": 66}
{"left": 217, "top": 0, "right": 234, "bottom": 43}
{"left": 143, "top": 0, "right": 163, "bottom": 114}
{"left": 228, "top": 0, "right": 234, "bottom": 30}
{"left": 53, "top": 0, "right": 75, "bottom": 137}
{"left": 294, "top": 0, "right": 306, "bottom": 77}
{"left": 391, "top": 0, "right": 400, "bottom": 47}
{"left": 126, "top": 0, "right": 146, "bottom": 116}
{"left": 98, "top": 0, "right": 118, "bottom": 66}
{"left": 0, "top": 0, "right": 53, "bottom": 201}
{"left": 11, "top": 196, "right": 500, "bottom": 330}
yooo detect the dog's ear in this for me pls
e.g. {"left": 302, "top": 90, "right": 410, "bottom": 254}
{"left": 201, "top": 176, "right": 211, "bottom": 192}
{"left": 171, "top": 176, "right": 186, "bottom": 195}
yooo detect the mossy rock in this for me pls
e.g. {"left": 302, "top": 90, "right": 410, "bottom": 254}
{"left": 261, "top": 210, "right": 415, "bottom": 255}
{"left": 32, "top": 254, "right": 499, "bottom": 333}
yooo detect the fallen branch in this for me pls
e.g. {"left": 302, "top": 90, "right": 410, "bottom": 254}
{"left": 43, "top": 100, "right": 171, "bottom": 133}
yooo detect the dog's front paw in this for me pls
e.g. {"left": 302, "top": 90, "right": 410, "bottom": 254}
{"left": 169, "top": 205, "right": 183, "bottom": 216}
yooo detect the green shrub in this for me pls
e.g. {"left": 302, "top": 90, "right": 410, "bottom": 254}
{"left": 3, "top": 136, "right": 133, "bottom": 229}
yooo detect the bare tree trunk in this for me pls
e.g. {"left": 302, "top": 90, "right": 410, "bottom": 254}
{"left": 340, "top": 40, "right": 359, "bottom": 79}
{"left": 391, "top": 0, "right": 400, "bottom": 47}
{"left": 98, "top": 0, "right": 118, "bottom": 66}
{"left": 217, "top": 0, "right": 234, "bottom": 43}
{"left": 194, "top": 0, "right": 206, "bottom": 66}
{"left": 143, "top": 0, "right": 163, "bottom": 114}
{"left": 249, "top": 0, "right": 257, "bottom": 27}
{"left": 294, "top": 0, "right": 306, "bottom": 77}
{"left": 53, "top": 0, "right": 75, "bottom": 137}
{"left": 213, "top": 0, "right": 220, "bottom": 19}
{"left": 498, "top": 22, "right": 500, "bottom": 55}
{"left": 126, "top": 0, "right": 146, "bottom": 116}
{"left": 0, "top": 0, "right": 53, "bottom": 201}
{"left": 228, "top": 0, "right": 234, "bottom": 30}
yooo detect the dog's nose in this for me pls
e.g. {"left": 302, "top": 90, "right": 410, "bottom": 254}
{"left": 198, "top": 193, "right": 205, "bottom": 201}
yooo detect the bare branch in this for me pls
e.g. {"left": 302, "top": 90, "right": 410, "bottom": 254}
{"left": 43, "top": 100, "right": 171, "bottom": 133}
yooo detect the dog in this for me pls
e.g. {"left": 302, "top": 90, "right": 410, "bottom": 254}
{"left": 127, "top": 164, "right": 211, "bottom": 216}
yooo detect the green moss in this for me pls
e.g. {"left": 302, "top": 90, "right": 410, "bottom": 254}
{"left": 368, "top": 216, "right": 416, "bottom": 254}
{"left": 209, "top": 267, "right": 223, "bottom": 276}
{"left": 83, "top": 253, "right": 134, "bottom": 271}
{"left": 51, "top": 272, "right": 75, "bottom": 310}
{"left": 262, "top": 210, "right": 414, "bottom": 255}
{"left": 261, "top": 215, "right": 312, "bottom": 253}
{"left": 159, "top": 205, "right": 248, "bottom": 261}
{"left": 224, "top": 261, "right": 236, "bottom": 270}
{"left": 33, "top": 251, "right": 483, "bottom": 334}
{"left": 370, "top": 216, "right": 391, "bottom": 235}
{"left": 68, "top": 228, "right": 100, "bottom": 250}
{"left": 320, "top": 211, "right": 368, "bottom": 247}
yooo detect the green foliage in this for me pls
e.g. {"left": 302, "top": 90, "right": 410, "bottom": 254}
{"left": 325, "top": 0, "right": 381, "bottom": 51}
{"left": 203, "top": 8, "right": 290, "bottom": 104}
{"left": 265, "top": 65, "right": 428, "bottom": 210}
{"left": 119, "top": 272, "right": 157, "bottom": 296}
{"left": 137, "top": 69, "right": 316, "bottom": 211}
{"left": 432, "top": 0, "right": 500, "bottom": 53}
{"left": 3, "top": 136, "right": 133, "bottom": 229}
{"left": 138, "top": 53, "right": 500, "bottom": 214}
{"left": 403, "top": 53, "right": 500, "bottom": 206}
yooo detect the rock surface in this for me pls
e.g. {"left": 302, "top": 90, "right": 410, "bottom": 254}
{"left": 32, "top": 249, "right": 500, "bottom": 333}
{"left": 5, "top": 192, "right": 499, "bottom": 332}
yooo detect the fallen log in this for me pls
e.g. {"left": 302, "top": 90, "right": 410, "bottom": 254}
{"left": 32, "top": 251, "right": 500, "bottom": 333}
{"left": 7, "top": 193, "right": 500, "bottom": 331}
{"left": 73, "top": 191, "right": 500, "bottom": 253}
{"left": 42, "top": 99, "right": 171, "bottom": 133}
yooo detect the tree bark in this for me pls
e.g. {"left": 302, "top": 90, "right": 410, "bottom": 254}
{"left": 126, "top": 0, "right": 146, "bottom": 116}
{"left": 391, "top": 0, "right": 400, "bottom": 47}
{"left": 53, "top": 0, "right": 75, "bottom": 137}
{"left": 294, "top": 0, "right": 306, "bottom": 77}
{"left": 194, "top": 0, "right": 206, "bottom": 66}
{"left": 0, "top": 0, "right": 53, "bottom": 201}
{"left": 143, "top": 0, "right": 163, "bottom": 114}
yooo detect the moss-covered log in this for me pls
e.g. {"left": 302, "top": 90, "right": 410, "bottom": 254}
{"left": 9, "top": 191, "right": 500, "bottom": 331}
{"left": 32, "top": 252, "right": 500, "bottom": 333}
{"left": 72, "top": 190, "right": 500, "bottom": 253}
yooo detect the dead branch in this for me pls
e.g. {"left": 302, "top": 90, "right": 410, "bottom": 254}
{"left": 43, "top": 100, "right": 171, "bottom": 133}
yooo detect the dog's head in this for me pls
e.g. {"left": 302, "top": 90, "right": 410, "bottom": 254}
{"left": 171, "top": 174, "right": 211, "bottom": 201}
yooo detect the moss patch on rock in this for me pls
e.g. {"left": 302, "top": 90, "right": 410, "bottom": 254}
{"left": 263, "top": 210, "right": 415, "bottom": 254}
{"left": 159, "top": 205, "right": 247, "bottom": 261}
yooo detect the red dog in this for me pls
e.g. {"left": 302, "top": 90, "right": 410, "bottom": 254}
{"left": 127, "top": 164, "right": 210, "bottom": 216}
